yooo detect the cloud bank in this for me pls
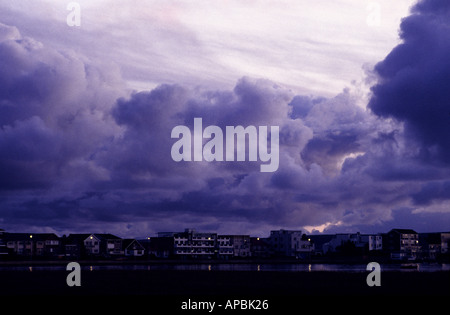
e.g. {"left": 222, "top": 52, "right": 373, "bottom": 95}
{"left": 1, "top": 0, "right": 450, "bottom": 237}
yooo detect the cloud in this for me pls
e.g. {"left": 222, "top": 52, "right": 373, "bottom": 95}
{"left": 412, "top": 181, "right": 450, "bottom": 206}
{"left": 0, "top": 1, "right": 415, "bottom": 97}
{"left": 0, "top": 22, "right": 124, "bottom": 191}
{"left": 368, "top": 0, "right": 450, "bottom": 163}
{"left": 361, "top": 0, "right": 450, "bottom": 223}
{"left": 1, "top": 0, "right": 449, "bottom": 238}
{"left": 0, "top": 26, "right": 341, "bottom": 236}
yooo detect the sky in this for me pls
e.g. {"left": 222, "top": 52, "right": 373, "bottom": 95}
{"left": 0, "top": 0, "right": 449, "bottom": 238}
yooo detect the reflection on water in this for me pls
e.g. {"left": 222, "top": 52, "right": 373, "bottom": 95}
{"left": 1, "top": 262, "right": 449, "bottom": 272}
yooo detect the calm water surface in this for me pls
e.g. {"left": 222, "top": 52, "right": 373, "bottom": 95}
{"left": 1, "top": 262, "right": 449, "bottom": 272}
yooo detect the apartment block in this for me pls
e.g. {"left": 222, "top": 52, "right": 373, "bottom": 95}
{"left": 267, "top": 229, "right": 313, "bottom": 258}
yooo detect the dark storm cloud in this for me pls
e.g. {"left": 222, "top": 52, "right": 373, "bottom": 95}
{"left": 411, "top": 181, "right": 450, "bottom": 206}
{"left": 108, "top": 84, "right": 190, "bottom": 177}
{"left": 368, "top": 0, "right": 450, "bottom": 163}
{"left": 0, "top": 26, "right": 317, "bottom": 235}
{"left": 364, "top": 0, "right": 450, "bottom": 222}
{"left": 0, "top": 22, "right": 127, "bottom": 233}
{"left": 0, "top": 22, "right": 124, "bottom": 192}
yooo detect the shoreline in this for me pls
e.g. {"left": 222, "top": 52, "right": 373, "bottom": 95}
{"left": 3, "top": 261, "right": 448, "bottom": 274}
{"left": 1, "top": 257, "right": 448, "bottom": 266}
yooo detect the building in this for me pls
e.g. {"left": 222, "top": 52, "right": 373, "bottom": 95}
{"left": 219, "top": 235, "right": 251, "bottom": 258}
{"left": 2, "top": 227, "right": 449, "bottom": 262}
{"left": 62, "top": 234, "right": 91, "bottom": 259}
{"left": 441, "top": 232, "right": 450, "bottom": 256}
{"left": 267, "top": 229, "right": 313, "bottom": 258}
{"left": 0, "top": 229, "right": 7, "bottom": 257}
{"left": 156, "top": 229, "right": 252, "bottom": 259}
{"left": 145, "top": 237, "right": 173, "bottom": 258}
{"left": 307, "top": 234, "right": 334, "bottom": 256}
{"left": 268, "top": 229, "right": 301, "bottom": 257}
{"left": 5, "top": 233, "right": 61, "bottom": 257}
{"left": 123, "top": 239, "right": 145, "bottom": 257}
{"left": 419, "top": 232, "right": 450, "bottom": 260}
{"left": 250, "top": 237, "right": 271, "bottom": 258}
{"left": 323, "top": 234, "right": 354, "bottom": 253}
{"left": 107, "top": 237, "right": 124, "bottom": 256}
{"left": 173, "top": 229, "right": 217, "bottom": 259}
{"left": 420, "top": 233, "right": 441, "bottom": 260}
{"left": 383, "top": 229, "right": 420, "bottom": 260}
{"left": 84, "top": 233, "right": 121, "bottom": 257}
{"left": 321, "top": 232, "right": 383, "bottom": 256}
{"left": 368, "top": 234, "right": 383, "bottom": 251}
{"left": 216, "top": 235, "right": 233, "bottom": 259}
{"left": 232, "top": 235, "right": 251, "bottom": 258}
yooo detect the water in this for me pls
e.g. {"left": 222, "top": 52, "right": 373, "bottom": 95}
{"left": 1, "top": 262, "right": 449, "bottom": 272}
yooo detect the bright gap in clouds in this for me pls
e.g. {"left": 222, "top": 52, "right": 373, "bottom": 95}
{"left": 337, "top": 151, "right": 366, "bottom": 171}
{"left": 303, "top": 221, "right": 343, "bottom": 234}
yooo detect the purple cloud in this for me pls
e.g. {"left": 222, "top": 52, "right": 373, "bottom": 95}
{"left": 368, "top": 0, "right": 450, "bottom": 163}
{"left": 0, "top": 0, "right": 449, "bottom": 238}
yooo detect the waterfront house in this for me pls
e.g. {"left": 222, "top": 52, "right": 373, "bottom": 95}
{"left": 384, "top": 229, "right": 420, "bottom": 260}
{"left": 368, "top": 234, "right": 383, "bottom": 251}
{"left": 250, "top": 237, "right": 271, "bottom": 258}
{"left": 420, "top": 233, "right": 441, "bottom": 260}
{"left": 218, "top": 235, "right": 251, "bottom": 258}
{"left": 216, "top": 235, "right": 234, "bottom": 259}
{"left": 267, "top": 229, "right": 313, "bottom": 258}
{"left": 146, "top": 236, "right": 173, "bottom": 258}
{"left": 0, "top": 229, "right": 7, "bottom": 257}
{"left": 84, "top": 233, "right": 121, "bottom": 257}
{"left": 5, "top": 233, "right": 61, "bottom": 258}
{"left": 441, "top": 232, "right": 450, "bottom": 257}
{"left": 62, "top": 234, "right": 91, "bottom": 259}
{"left": 124, "top": 239, "right": 145, "bottom": 257}
{"left": 173, "top": 229, "right": 217, "bottom": 259}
